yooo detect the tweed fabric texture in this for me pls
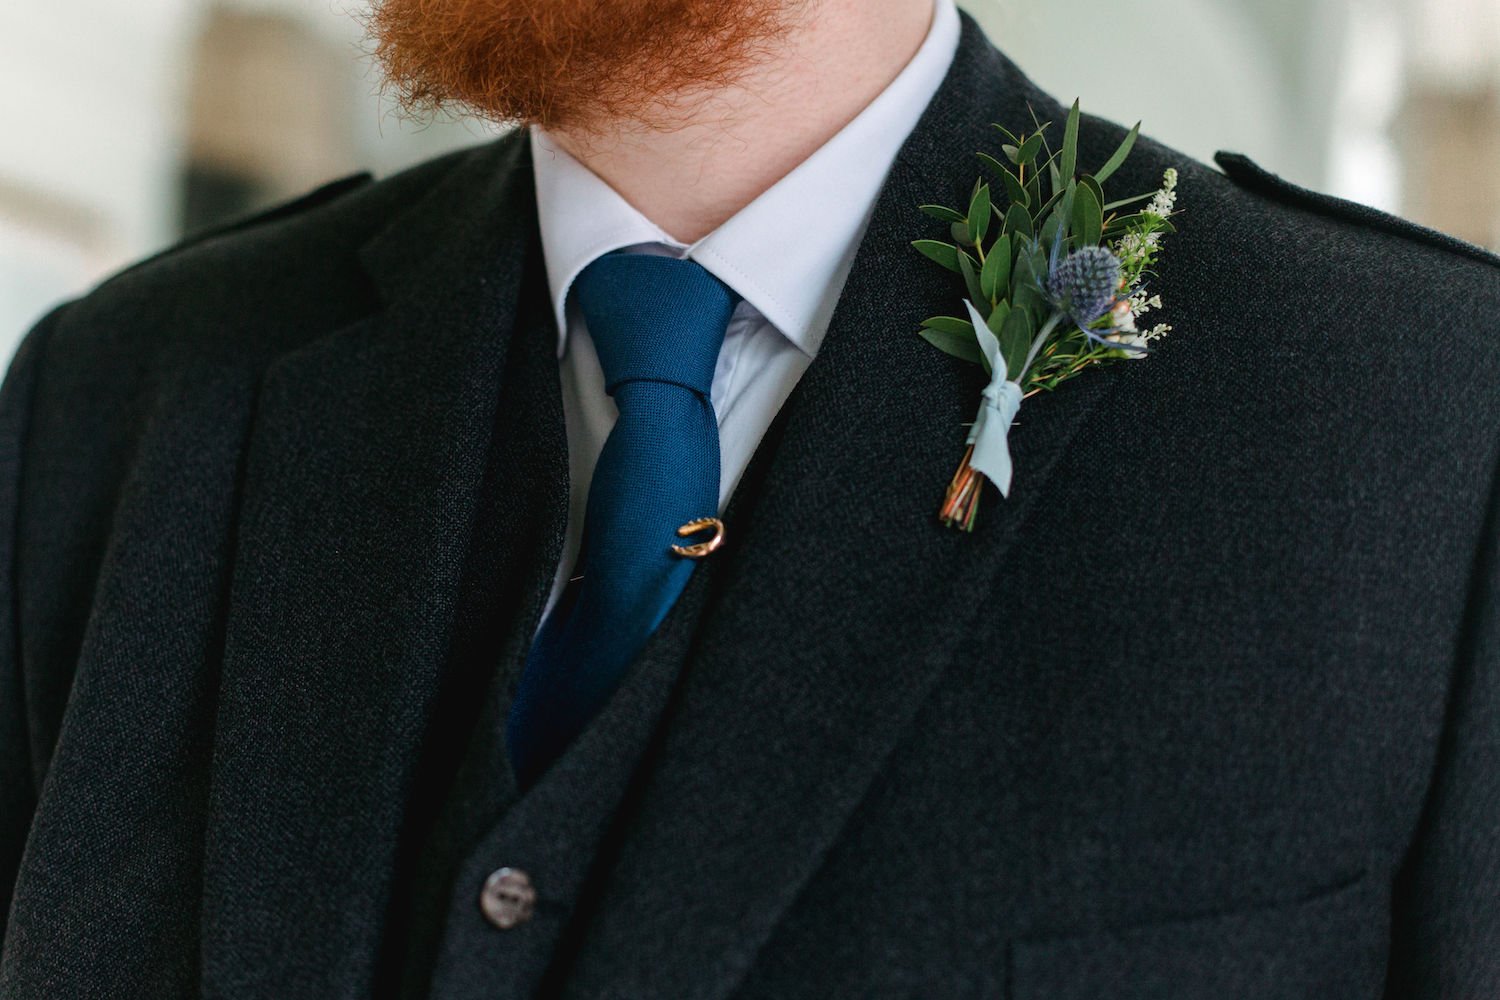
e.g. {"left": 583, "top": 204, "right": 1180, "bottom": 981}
{"left": 376, "top": 254, "right": 570, "bottom": 997}
{"left": 0, "top": 13, "right": 1498, "bottom": 999}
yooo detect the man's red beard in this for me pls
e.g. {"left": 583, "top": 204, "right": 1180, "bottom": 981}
{"left": 368, "top": 0, "right": 797, "bottom": 134}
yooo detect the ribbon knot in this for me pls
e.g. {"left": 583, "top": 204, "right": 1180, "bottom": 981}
{"left": 961, "top": 299, "right": 1025, "bottom": 498}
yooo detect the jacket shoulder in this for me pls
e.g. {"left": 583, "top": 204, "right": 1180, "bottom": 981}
{"left": 81, "top": 144, "right": 480, "bottom": 312}
{"left": 113, "top": 171, "right": 377, "bottom": 276}
{"left": 1213, "top": 150, "right": 1500, "bottom": 273}
{"left": 43, "top": 140, "right": 504, "bottom": 356}
{"left": 1074, "top": 111, "right": 1500, "bottom": 318}
{"left": 6, "top": 139, "right": 511, "bottom": 497}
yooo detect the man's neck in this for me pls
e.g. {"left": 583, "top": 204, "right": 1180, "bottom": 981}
{"left": 545, "top": 0, "right": 937, "bottom": 244}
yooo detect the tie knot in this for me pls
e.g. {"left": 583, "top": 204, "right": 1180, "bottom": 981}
{"left": 572, "top": 253, "right": 740, "bottom": 397}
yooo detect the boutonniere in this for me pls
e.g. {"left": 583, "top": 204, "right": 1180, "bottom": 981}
{"left": 913, "top": 99, "right": 1180, "bottom": 530}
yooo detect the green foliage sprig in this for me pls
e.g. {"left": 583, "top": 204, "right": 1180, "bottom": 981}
{"left": 917, "top": 99, "right": 1181, "bottom": 529}
{"left": 913, "top": 100, "right": 1178, "bottom": 399}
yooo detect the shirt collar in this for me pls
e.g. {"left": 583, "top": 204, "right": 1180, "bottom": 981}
{"left": 530, "top": 0, "right": 960, "bottom": 360}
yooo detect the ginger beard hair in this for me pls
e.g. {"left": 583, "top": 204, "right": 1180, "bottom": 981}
{"left": 368, "top": 0, "right": 800, "bottom": 135}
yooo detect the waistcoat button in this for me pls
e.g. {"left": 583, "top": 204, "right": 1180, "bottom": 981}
{"left": 480, "top": 867, "right": 537, "bottom": 930}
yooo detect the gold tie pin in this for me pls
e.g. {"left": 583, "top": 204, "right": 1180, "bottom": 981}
{"left": 671, "top": 518, "right": 725, "bottom": 559}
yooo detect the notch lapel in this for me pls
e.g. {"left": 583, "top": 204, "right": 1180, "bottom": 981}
{"left": 559, "top": 18, "right": 1123, "bottom": 1000}
{"left": 199, "top": 135, "right": 564, "bottom": 998}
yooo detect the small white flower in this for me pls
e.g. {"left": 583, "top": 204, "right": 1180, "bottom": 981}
{"left": 1116, "top": 231, "right": 1146, "bottom": 257}
{"left": 1127, "top": 289, "right": 1153, "bottom": 318}
{"left": 1145, "top": 167, "right": 1179, "bottom": 219}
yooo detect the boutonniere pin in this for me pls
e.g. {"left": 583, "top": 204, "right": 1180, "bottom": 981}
{"left": 913, "top": 99, "right": 1180, "bottom": 530}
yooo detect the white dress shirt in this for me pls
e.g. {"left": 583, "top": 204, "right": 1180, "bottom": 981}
{"left": 529, "top": 0, "right": 960, "bottom": 620}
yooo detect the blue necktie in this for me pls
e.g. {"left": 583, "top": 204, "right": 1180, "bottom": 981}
{"left": 505, "top": 252, "right": 740, "bottom": 789}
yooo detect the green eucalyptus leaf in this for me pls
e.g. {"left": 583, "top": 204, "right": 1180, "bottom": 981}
{"left": 1094, "top": 120, "right": 1141, "bottom": 184}
{"left": 1060, "top": 98, "right": 1080, "bottom": 183}
{"left": 957, "top": 248, "right": 986, "bottom": 308}
{"left": 1002, "top": 143, "right": 1022, "bottom": 164}
{"left": 1055, "top": 179, "right": 1077, "bottom": 221}
{"left": 921, "top": 315, "right": 977, "bottom": 337}
{"left": 976, "top": 151, "right": 1008, "bottom": 180}
{"left": 1030, "top": 238, "right": 1048, "bottom": 271}
{"left": 919, "top": 324, "right": 986, "bottom": 369}
{"left": 1037, "top": 146, "right": 1064, "bottom": 176}
{"left": 1103, "top": 190, "right": 1156, "bottom": 212}
{"left": 1016, "top": 134, "right": 1044, "bottom": 166}
{"left": 999, "top": 305, "right": 1034, "bottom": 381}
{"left": 920, "top": 204, "right": 966, "bottom": 223}
{"left": 912, "top": 239, "right": 962, "bottom": 274}
{"left": 966, "top": 184, "right": 993, "bottom": 245}
{"left": 979, "top": 237, "right": 1012, "bottom": 301}
{"left": 1024, "top": 168, "right": 1043, "bottom": 210}
{"left": 1079, "top": 174, "right": 1105, "bottom": 215}
{"left": 1071, "top": 181, "right": 1103, "bottom": 247}
{"left": 1004, "top": 202, "right": 1033, "bottom": 241}
{"left": 1038, "top": 212, "right": 1062, "bottom": 256}
{"left": 1034, "top": 185, "right": 1065, "bottom": 222}
{"left": 951, "top": 221, "right": 973, "bottom": 246}
{"left": 1101, "top": 211, "right": 1174, "bottom": 239}
{"left": 986, "top": 299, "right": 1011, "bottom": 336}
{"left": 997, "top": 166, "right": 1028, "bottom": 208}
{"left": 1101, "top": 211, "right": 1148, "bottom": 233}
{"left": 1011, "top": 245, "right": 1044, "bottom": 313}
{"left": 1042, "top": 181, "right": 1075, "bottom": 251}
{"left": 979, "top": 155, "right": 1029, "bottom": 210}
{"left": 1012, "top": 230, "right": 1032, "bottom": 268}
{"left": 992, "top": 123, "right": 1022, "bottom": 145}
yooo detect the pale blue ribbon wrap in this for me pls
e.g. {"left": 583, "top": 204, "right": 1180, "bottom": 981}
{"left": 962, "top": 299, "right": 1024, "bottom": 498}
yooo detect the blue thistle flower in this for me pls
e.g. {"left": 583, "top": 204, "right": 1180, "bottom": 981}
{"left": 1028, "top": 224, "right": 1145, "bottom": 354}
{"left": 1046, "top": 246, "right": 1122, "bottom": 327}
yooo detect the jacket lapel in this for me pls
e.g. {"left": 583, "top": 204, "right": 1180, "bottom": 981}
{"left": 559, "top": 16, "right": 1121, "bottom": 999}
{"left": 200, "top": 135, "right": 563, "bottom": 998}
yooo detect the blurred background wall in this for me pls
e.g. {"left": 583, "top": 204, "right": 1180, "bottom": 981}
{"left": 2, "top": 0, "right": 1498, "bottom": 361}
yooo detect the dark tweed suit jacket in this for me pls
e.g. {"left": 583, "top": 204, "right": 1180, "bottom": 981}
{"left": 2, "top": 14, "right": 1498, "bottom": 999}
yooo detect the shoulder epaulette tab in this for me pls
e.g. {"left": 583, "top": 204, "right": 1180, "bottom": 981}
{"left": 1214, "top": 151, "right": 1500, "bottom": 271}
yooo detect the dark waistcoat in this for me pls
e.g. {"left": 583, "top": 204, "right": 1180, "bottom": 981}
{"left": 380, "top": 257, "right": 785, "bottom": 1000}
